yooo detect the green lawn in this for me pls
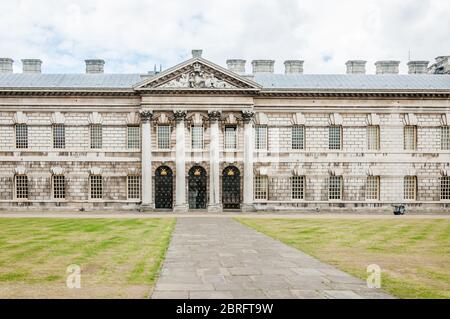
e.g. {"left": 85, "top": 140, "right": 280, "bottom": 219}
{"left": 238, "top": 218, "right": 450, "bottom": 299}
{"left": 0, "top": 218, "right": 175, "bottom": 298}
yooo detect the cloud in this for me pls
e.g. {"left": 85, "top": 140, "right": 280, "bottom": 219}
{"left": 0, "top": 0, "right": 449, "bottom": 74}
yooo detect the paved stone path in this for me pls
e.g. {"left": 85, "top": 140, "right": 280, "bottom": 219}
{"left": 151, "top": 217, "right": 394, "bottom": 299}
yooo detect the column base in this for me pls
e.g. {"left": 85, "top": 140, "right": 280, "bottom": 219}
{"left": 207, "top": 204, "right": 222, "bottom": 213}
{"left": 173, "top": 204, "right": 189, "bottom": 213}
{"left": 241, "top": 203, "right": 256, "bottom": 212}
{"left": 139, "top": 203, "right": 155, "bottom": 212}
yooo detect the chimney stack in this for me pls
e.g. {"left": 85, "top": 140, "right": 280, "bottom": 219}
{"left": 346, "top": 60, "right": 366, "bottom": 74}
{"left": 284, "top": 60, "right": 304, "bottom": 74}
{"left": 375, "top": 60, "right": 400, "bottom": 75}
{"left": 85, "top": 59, "right": 105, "bottom": 74}
{"left": 22, "top": 59, "right": 42, "bottom": 74}
{"left": 0, "top": 58, "right": 14, "bottom": 73}
{"left": 192, "top": 49, "right": 203, "bottom": 59}
{"left": 407, "top": 61, "right": 429, "bottom": 74}
{"left": 251, "top": 60, "right": 275, "bottom": 74}
{"left": 226, "top": 59, "right": 246, "bottom": 74}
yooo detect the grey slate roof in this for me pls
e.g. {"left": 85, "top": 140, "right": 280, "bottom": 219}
{"left": 252, "top": 74, "right": 450, "bottom": 91}
{"left": 1, "top": 72, "right": 450, "bottom": 91}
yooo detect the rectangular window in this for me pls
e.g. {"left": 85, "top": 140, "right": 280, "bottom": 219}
{"left": 90, "top": 175, "right": 103, "bottom": 199}
{"left": 404, "top": 126, "right": 417, "bottom": 150}
{"left": 329, "top": 176, "right": 343, "bottom": 200}
{"left": 440, "top": 176, "right": 450, "bottom": 200}
{"left": 404, "top": 176, "right": 417, "bottom": 200}
{"left": 127, "top": 175, "right": 141, "bottom": 199}
{"left": 90, "top": 124, "right": 102, "bottom": 149}
{"left": 291, "top": 176, "right": 305, "bottom": 200}
{"left": 15, "top": 124, "right": 28, "bottom": 149}
{"left": 366, "top": 176, "right": 380, "bottom": 200}
{"left": 191, "top": 125, "right": 204, "bottom": 149}
{"left": 367, "top": 125, "right": 380, "bottom": 150}
{"left": 52, "top": 124, "right": 65, "bottom": 149}
{"left": 254, "top": 176, "right": 268, "bottom": 200}
{"left": 15, "top": 175, "right": 28, "bottom": 199}
{"left": 329, "top": 126, "right": 342, "bottom": 150}
{"left": 53, "top": 175, "right": 66, "bottom": 199}
{"left": 441, "top": 126, "right": 450, "bottom": 150}
{"left": 224, "top": 126, "right": 237, "bottom": 150}
{"left": 255, "top": 125, "right": 268, "bottom": 150}
{"left": 292, "top": 126, "right": 305, "bottom": 150}
{"left": 157, "top": 125, "right": 171, "bottom": 149}
{"left": 127, "top": 125, "right": 140, "bottom": 149}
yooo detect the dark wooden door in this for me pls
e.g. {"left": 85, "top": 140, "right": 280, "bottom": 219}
{"left": 188, "top": 166, "right": 207, "bottom": 209}
{"left": 155, "top": 166, "right": 173, "bottom": 209}
{"left": 222, "top": 166, "right": 241, "bottom": 209}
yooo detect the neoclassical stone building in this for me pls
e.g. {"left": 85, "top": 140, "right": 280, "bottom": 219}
{"left": 0, "top": 50, "right": 449, "bottom": 212}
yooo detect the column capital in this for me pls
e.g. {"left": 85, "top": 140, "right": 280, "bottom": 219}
{"left": 173, "top": 110, "right": 187, "bottom": 122}
{"left": 208, "top": 110, "right": 222, "bottom": 122}
{"left": 242, "top": 110, "right": 255, "bottom": 123}
{"left": 139, "top": 110, "right": 153, "bottom": 122}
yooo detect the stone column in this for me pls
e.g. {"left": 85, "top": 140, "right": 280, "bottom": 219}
{"left": 242, "top": 111, "right": 256, "bottom": 212}
{"left": 173, "top": 110, "right": 188, "bottom": 212}
{"left": 139, "top": 110, "right": 154, "bottom": 209}
{"left": 208, "top": 111, "right": 222, "bottom": 213}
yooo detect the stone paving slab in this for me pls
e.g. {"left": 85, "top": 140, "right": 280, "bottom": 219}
{"left": 151, "top": 217, "right": 394, "bottom": 299}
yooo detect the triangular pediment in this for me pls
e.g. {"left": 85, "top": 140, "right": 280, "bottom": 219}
{"left": 133, "top": 58, "right": 261, "bottom": 91}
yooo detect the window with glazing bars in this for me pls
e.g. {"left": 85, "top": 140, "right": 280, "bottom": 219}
{"left": 191, "top": 125, "right": 204, "bottom": 149}
{"left": 15, "top": 175, "right": 28, "bottom": 199}
{"left": 329, "top": 126, "right": 342, "bottom": 150}
{"left": 224, "top": 126, "right": 237, "bottom": 150}
{"left": 292, "top": 126, "right": 305, "bottom": 150}
{"left": 15, "top": 124, "right": 28, "bottom": 149}
{"left": 127, "top": 175, "right": 141, "bottom": 199}
{"left": 440, "top": 176, "right": 450, "bottom": 200}
{"left": 53, "top": 175, "right": 65, "bottom": 199}
{"left": 404, "top": 126, "right": 417, "bottom": 150}
{"left": 157, "top": 125, "right": 171, "bottom": 149}
{"left": 255, "top": 125, "right": 268, "bottom": 150}
{"left": 291, "top": 176, "right": 305, "bottom": 199}
{"left": 90, "top": 124, "right": 102, "bottom": 149}
{"left": 367, "top": 125, "right": 380, "bottom": 150}
{"left": 329, "top": 176, "right": 342, "bottom": 200}
{"left": 254, "top": 176, "right": 268, "bottom": 200}
{"left": 441, "top": 126, "right": 450, "bottom": 150}
{"left": 90, "top": 175, "right": 103, "bottom": 199}
{"left": 366, "top": 176, "right": 380, "bottom": 200}
{"left": 52, "top": 124, "right": 65, "bottom": 149}
{"left": 127, "top": 126, "right": 140, "bottom": 149}
{"left": 404, "top": 176, "right": 417, "bottom": 200}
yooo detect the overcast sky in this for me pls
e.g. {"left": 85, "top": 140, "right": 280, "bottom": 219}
{"left": 1, "top": 0, "right": 449, "bottom": 74}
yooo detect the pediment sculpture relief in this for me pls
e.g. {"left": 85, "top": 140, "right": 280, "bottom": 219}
{"left": 160, "top": 63, "right": 236, "bottom": 89}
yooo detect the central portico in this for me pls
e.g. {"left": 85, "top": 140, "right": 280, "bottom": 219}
{"left": 136, "top": 50, "right": 260, "bottom": 212}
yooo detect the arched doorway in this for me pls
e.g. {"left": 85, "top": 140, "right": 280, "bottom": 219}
{"left": 155, "top": 166, "right": 173, "bottom": 209}
{"left": 188, "top": 166, "right": 207, "bottom": 209}
{"left": 222, "top": 166, "right": 241, "bottom": 209}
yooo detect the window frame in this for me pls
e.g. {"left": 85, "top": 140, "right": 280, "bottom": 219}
{"left": 157, "top": 124, "right": 171, "bottom": 150}
{"left": 291, "top": 175, "right": 305, "bottom": 200}
{"left": 224, "top": 125, "right": 237, "bottom": 150}
{"left": 403, "top": 176, "right": 417, "bottom": 201}
{"left": 441, "top": 126, "right": 450, "bottom": 150}
{"left": 254, "top": 175, "right": 269, "bottom": 201}
{"left": 191, "top": 125, "right": 204, "bottom": 150}
{"left": 291, "top": 125, "right": 305, "bottom": 150}
{"left": 127, "top": 175, "right": 141, "bottom": 200}
{"left": 89, "top": 175, "right": 103, "bottom": 200}
{"left": 367, "top": 125, "right": 380, "bottom": 151}
{"left": 52, "top": 124, "right": 66, "bottom": 149}
{"left": 15, "top": 175, "right": 29, "bottom": 200}
{"left": 52, "top": 175, "right": 66, "bottom": 200}
{"left": 366, "top": 176, "right": 380, "bottom": 200}
{"left": 255, "top": 125, "right": 268, "bottom": 150}
{"left": 328, "top": 125, "right": 342, "bottom": 150}
{"left": 328, "top": 175, "right": 343, "bottom": 200}
{"left": 15, "top": 124, "right": 28, "bottom": 149}
{"left": 440, "top": 176, "right": 450, "bottom": 200}
{"left": 403, "top": 125, "right": 417, "bottom": 151}
{"left": 127, "top": 125, "right": 140, "bottom": 149}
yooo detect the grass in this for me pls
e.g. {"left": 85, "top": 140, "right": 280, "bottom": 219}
{"left": 237, "top": 218, "right": 450, "bottom": 299}
{"left": 0, "top": 218, "right": 175, "bottom": 298}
